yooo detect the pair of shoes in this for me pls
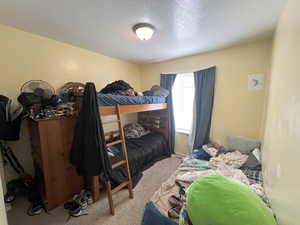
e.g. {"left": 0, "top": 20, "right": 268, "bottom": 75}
{"left": 72, "top": 189, "right": 93, "bottom": 210}
{"left": 73, "top": 194, "right": 88, "bottom": 210}
{"left": 64, "top": 189, "right": 93, "bottom": 217}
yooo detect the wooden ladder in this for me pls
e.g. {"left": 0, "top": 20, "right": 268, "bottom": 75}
{"left": 103, "top": 105, "right": 133, "bottom": 215}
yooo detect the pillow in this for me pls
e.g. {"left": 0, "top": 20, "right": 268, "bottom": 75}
{"left": 150, "top": 85, "right": 169, "bottom": 97}
{"left": 124, "top": 123, "right": 150, "bottom": 139}
{"left": 187, "top": 175, "right": 277, "bottom": 225}
{"left": 240, "top": 152, "right": 261, "bottom": 170}
{"left": 227, "top": 135, "right": 261, "bottom": 154}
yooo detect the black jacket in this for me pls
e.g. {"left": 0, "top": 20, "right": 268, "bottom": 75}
{"left": 70, "top": 83, "right": 112, "bottom": 178}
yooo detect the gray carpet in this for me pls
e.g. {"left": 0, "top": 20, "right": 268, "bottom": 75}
{"left": 7, "top": 156, "right": 181, "bottom": 225}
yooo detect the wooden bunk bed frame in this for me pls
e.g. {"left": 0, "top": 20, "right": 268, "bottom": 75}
{"left": 87, "top": 103, "right": 169, "bottom": 203}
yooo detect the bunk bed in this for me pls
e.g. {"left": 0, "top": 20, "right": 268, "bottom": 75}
{"left": 88, "top": 94, "right": 171, "bottom": 203}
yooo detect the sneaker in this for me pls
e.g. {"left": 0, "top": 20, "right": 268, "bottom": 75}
{"left": 80, "top": 190, "right": 93, "bottom": 205}
{"left": 64, "top": 201, "right": 82, "bottom": 217}
{"left": 27, "top": 203, "right": 43, "bottom": 216}
{"left": 73, "top": 194, "right": 88, "bottom": 210}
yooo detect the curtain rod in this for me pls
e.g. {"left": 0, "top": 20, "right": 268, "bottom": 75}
{"left": 161, "top": 65, "right": 216, "bottom": 75}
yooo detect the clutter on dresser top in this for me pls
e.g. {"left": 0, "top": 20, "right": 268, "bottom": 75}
{"left": 17, "top": 80, "right": 84, "bottom": 120}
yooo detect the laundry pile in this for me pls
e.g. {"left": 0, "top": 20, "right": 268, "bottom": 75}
{"left": 100, "top": 80, "right": 138, "bottom": 96}
{"left": 100, "top": 80, "right": 169, "bottom": 97}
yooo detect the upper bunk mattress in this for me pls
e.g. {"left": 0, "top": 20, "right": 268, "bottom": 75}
{"left": 97, "top": 93, "right": 166, "bottom": 106}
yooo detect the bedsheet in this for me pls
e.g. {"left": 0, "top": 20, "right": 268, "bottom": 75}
{"left": 97, "top": 93, "right": 166, "bottom": 106}
{"left": 100, "top": 132, "right": 170, "bottom": 188}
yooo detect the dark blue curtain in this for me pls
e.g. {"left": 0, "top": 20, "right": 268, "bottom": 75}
{"left": 160, "top": 73, "right": 177, "bottom": 154}
{"left": 193, "top": 66, "right": 216, "bottom": 149}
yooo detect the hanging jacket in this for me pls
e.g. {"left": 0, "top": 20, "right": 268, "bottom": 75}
{"left": 70, "top": 83, "right": 112, "bottom": 178}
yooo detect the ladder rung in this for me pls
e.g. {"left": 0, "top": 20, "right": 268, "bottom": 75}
{"left": 106, "top": 140, "right": 122, "bottom": 147}
{"left": 102, "top": 119, "right": 120, "bottom": 125}
{"left": 112, "top": 181, "right": 129, "bottom": 194}
{"left": 112, "top": 160, "right": 126, "bottom": 169}
{"left": 104, "top": 130, "right": 120, "bottom": 136}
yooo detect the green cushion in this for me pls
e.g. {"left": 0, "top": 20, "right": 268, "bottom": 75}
{"left": 187, "top": 175, "right": 277, "bottom": 225}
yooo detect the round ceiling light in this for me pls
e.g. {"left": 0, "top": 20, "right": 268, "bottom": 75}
{"left": 133, "top": 23, "right": 155, "bottom": 41}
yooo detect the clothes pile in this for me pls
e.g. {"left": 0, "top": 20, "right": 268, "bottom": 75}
{"left": 100, "top": 80, "right": 169, "bottom": 97}
{"left": 100, "top": 80, "right": 138, "bottom": 96}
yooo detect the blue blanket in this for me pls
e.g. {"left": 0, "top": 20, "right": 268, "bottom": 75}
{"left": 97, "top": 93, "right": 166, "bottom": 106}
{"left": 142, "top": 202, "right": 178, "bottom": 225}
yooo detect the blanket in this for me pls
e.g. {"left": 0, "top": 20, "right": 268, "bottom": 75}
{"left": 150, "top": 158, "right": 271, "bottom": 225}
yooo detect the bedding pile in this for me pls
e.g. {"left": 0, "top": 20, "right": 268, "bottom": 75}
{"left": 100, "top": 80, "right": 138, "bottom": 96}
{"left": 99, "top": 80, "right": 169, "bottom": 98}
{"left": 142, "top": 140, "right": 276, "bottom": 225}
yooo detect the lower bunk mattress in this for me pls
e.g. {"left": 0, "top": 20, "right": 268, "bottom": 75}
{"left": 101, "top": 132, "right": 171, "bottom": 187}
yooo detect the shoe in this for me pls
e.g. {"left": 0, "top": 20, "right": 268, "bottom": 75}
{"left": 64, "top": 201, "right": 82, "bottom": 217}
{"left": 80, "top": 190, "right": 93, "bottom": 205}
{"left": 27, "top": 203, "right": 43, "bottom": 216}
{"left": 73, "top": 194, "right": 88, "bottom": 210}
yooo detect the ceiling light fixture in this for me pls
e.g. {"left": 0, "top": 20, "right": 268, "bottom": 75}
{"left": 133, "top": 23, "right": 155, "bottom": 41}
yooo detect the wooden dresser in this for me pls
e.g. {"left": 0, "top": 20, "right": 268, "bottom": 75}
{"left": 28, "top": 117, "right": 84, "bottom": 210}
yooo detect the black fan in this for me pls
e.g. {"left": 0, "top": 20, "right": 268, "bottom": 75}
{"left": 18, "top": 80, "right": 55, "bottom": 107}
{"left": 21, "top": 80, "right": 55, "bottom": 99}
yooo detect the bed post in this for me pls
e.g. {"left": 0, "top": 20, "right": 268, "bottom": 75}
{"left": 87, "top": 176, "right": 101, "bottom": 202}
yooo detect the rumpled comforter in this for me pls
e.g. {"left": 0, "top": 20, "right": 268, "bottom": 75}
{"left": 150, "top": 157, "right": 271, "bottom": 225}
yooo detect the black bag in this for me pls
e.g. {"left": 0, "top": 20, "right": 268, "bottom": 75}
{"left": 0, "top": 95, "right": 22, "bottom": 141}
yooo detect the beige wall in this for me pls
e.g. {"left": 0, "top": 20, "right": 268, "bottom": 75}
{"left": 140, "top": 40, "right": 272, "bottom": 153}
{"left": 262, "top": 0, "right": 299, "bottom": 224}
{"left": 0, "top": 24, "right": 141, "bottom": 181}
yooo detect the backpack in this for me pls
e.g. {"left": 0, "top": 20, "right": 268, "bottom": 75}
{"left": 0, "top": 95, "right": 23, "bottom": 141}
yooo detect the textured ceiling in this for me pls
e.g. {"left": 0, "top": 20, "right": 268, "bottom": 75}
{"left": 0, "top": 0, "right": 286, "bottom": 63}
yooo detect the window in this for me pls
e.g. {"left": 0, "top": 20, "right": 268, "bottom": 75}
{"left": 172, "top": 73, "right": 195, "bottom": 134}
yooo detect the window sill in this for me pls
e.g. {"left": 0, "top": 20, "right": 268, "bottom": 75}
{"left": 176, "top": 129, "right": 190, "bottom": 135}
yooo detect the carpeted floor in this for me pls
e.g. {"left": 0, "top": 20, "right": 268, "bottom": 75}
{"left": 7, "top": 156, "right": 181, "bottom": 225}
